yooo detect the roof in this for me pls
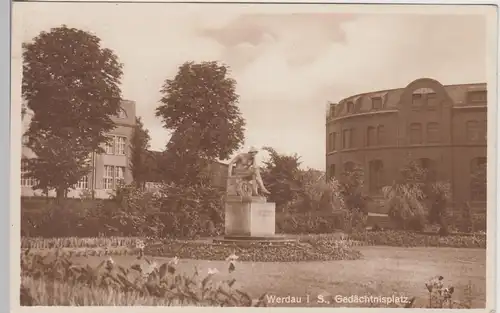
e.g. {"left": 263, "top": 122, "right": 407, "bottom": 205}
{"left": 338, "top": 81, "right": 486, "bottom": 104}
{"left": 327, "top": 78, "right": 487, "bottom": 119}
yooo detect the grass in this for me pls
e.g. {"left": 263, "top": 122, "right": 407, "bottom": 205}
{"left": 57, "top": 245, "right": 485, "bottom": 308}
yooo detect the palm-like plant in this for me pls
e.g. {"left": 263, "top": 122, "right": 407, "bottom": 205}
{"left": 382, "top": 158, "right": 451, "bottom": 231}
{"left": 382, "top": 182, "right": 426, "bottom": 230}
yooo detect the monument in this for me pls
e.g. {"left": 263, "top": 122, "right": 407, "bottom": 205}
{"left": 215, "top": 147, "right": 294, "bottom": 245}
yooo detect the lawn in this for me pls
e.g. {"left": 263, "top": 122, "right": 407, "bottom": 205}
{"left": 67, "top": 245, "right": 486, "bottom": 308}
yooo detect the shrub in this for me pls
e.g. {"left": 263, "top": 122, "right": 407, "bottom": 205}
{"left": 422, "top": 276, "right": 472, "bottom": 308}
{"left": 276, "top": 211, "right": 345, "bottom": 234}
{"left": 383, "top": 158, "right": 452, "bottom": 232}
{"left": 21, "top": 182, "right": 225, "bottom": 239}
{"left": 294, "top": 170, "right": 344, "bottom": 212}
{"left": 349, "top": 230, "right": 486, "bottom": 248}
{"left": 153, "top": 183, "right": 224, "bottom": 238}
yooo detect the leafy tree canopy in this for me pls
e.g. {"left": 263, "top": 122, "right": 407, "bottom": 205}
{"left": 155, "top": 61, "right": 245, "bottom": 185}
{"left": 130, "top": 117, "right": 151, "bottom": 188}
{"left": 22, "top": 25, "right": 123, "bottom": 196}
{"left": 261, "top": 146, "right": 303, "bottom": 209}
{"left": 156, "top": 61, "right": 245, "bottom": 161}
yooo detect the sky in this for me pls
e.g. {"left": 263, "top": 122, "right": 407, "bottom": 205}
{"left": 11, "top": 3, "right": 491, "bottom": 170}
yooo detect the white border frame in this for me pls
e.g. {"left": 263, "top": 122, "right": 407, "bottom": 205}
{"left": 6, "top": 1, "right": 498, "bottom": 313}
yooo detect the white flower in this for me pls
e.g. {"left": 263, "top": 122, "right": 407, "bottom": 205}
{"left": 169, "top": 256, "right": 179, "bottom": 265}
{"left": 207, "top": 268, "right": 219, "bottom": 275}
{"left": 136, "top": 239, "right": 145, "bottom": 249}
{"left": 107, "top": 257, "right": 115, "bottom": 264}
{"left": 225, "top": 253, "right": 239, "bottom": 262}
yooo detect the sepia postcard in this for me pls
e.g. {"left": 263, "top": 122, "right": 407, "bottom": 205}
{"left": 10, "top": 1, "right": 497, "bottom": 312}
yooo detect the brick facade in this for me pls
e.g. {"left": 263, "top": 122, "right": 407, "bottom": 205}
{"left": 326, "top": 78, "right": 487, "bottom": 209}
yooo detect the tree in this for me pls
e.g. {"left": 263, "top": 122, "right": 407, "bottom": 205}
{"left": 299, "top": 169, "right": 344, "bottom": 212}
{"left": 23, "top": 136, "right": 93, "bottom": 198}
{"left": 335, "top": 165, "right": 370, "bottom": 232}
{"left": 155, "top": 61, "right": 245, "bottom": 185}
{"left": 22, "top": 25, "right": 123, "bottom": 198}
{"left": 130, "top": 117, "right": 151, "bottom": 188}
{"left": 338, "top": 165, "right": 370, "bottom": 213}
{"left": 261, "top": 147, "right": 303, "bottom": 210}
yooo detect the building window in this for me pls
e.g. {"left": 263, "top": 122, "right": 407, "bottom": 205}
{"left": 377, "top": 125, "right": 385, "bottom": 145}
{"left": 21, "top": 159, "right": 36, "bottom": 187}
{"left": 76, "top": 175, "right": 89, "bottom": 189}
{"left": 412, "top": 93, "right": 423, "bottom": 107}
{"left": 103, "top": 165, "right": 114, "bottom": 190}
{"left": 427, "top": 93, "right": 438, "bottom": 109}
{"left": 426, "top": 122, "right": 441, "bottom": 143}
{"left": 328, "top": 164, "right": 336, "bottom": 180}
{"left": 105, "top": 136, "right": 127, "bottom": 155}
{"left": 369, "top": 160, "right": 384, "bottom": 194}
{"left": 117, "top": 108, "right": 128, "bottom": 119}
{"left": 105, "top": 137, "right": 114, "bottom": 154}
{"left": 409, "top": 123, "right": 423, "bottom": 144}
{"left": 342, "top": 129, "right": 354, "bottom": 149}
{"left": 103, "top": 165, "right": 126, "bottom": 190}
{"left": 470, "top": 157, "right": 486, "bottom": 201}
{"left": 366, "top": 126, "right": 376, "bottom": 147}
{"left": 466, "top": 120, "right": 480, "bottom": 142}
{"left": 346, "top": 101, "right": 354, "bottom": 113}
{"left": 115, "top": 166, "right": 125, "bottom": 186}
{"left": 468, "top": 91, "right": 487, "bottom": 103}
{"left": 329, "top": 103, "right": 336, "bottom": 118}
{"left": 115, "top": 136, "right": 127, "bottom": 155}
{"left": 371, "top": 97, "right": 382, "bottom": 110}
{"left": 328, "top": 132, "right": 337, "bottom": 152}
{"left": 344, "top": 161, "right": 355, "bottom": 173}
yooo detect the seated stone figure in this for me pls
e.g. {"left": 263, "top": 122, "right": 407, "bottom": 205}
{"left": 227, "top": 147, "right": 270, "bottom": 197}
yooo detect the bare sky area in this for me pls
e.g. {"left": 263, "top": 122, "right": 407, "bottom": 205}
{"left": 11, "top": 3, "right": 490, "bottom": 170}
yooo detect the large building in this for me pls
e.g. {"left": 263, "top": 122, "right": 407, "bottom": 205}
{"left": 326, "top": 78, "right": 487, "bottom": 208}
{"left": 21, "top": 100, "right": 137, "bottom": 199}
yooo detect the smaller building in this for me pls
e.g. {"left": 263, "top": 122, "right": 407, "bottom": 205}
{"left": 21, "top": 100, "right": 136, "bottom": 199}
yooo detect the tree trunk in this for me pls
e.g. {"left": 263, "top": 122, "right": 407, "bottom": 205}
{"left": 55, "top": 188, "right": 66, "bottom": 202}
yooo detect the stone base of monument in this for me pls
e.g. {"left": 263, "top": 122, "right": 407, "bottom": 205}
{"left": 214, "top": 195, "right": 297, "bottom": 247}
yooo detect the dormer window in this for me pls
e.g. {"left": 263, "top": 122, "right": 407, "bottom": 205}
{"left": 371, "top": 97, "right": 382, "bottom": 110}
{"left": 329, "top": 103, "right": 336, "bottom": 118}
{"left": 117, "top": 108, "right": 127, "bottom": 119}
{"left": 427, "top": 93, "right": 438, "bottom": 109}
{"left": 346, "top": 101, "right": 354, "bottom": 113}
{"left": 412, "top": 93, "right": 423, "bottom": 106}
{"left": 468, "top": 90, "right": 487, "bottom": 103}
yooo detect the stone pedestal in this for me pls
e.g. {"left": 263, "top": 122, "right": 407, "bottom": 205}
{"left": 224, "top": 196, "right": 276, "bottom": 237}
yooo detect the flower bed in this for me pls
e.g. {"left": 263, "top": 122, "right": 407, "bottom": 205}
{"left": 145, "top": 240, "right": 362, "bottom": 262}
{"left": 21, "top": 236, "right": 142, "bottom": 249}
{"left": 20, "top": 236, "right": 362, "bottom": 262}
{"left": 349, "top": 230, "right": 486, "bottom": 248}
{"left": 20, "top": 250, "right": 264, "bottom": 306}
